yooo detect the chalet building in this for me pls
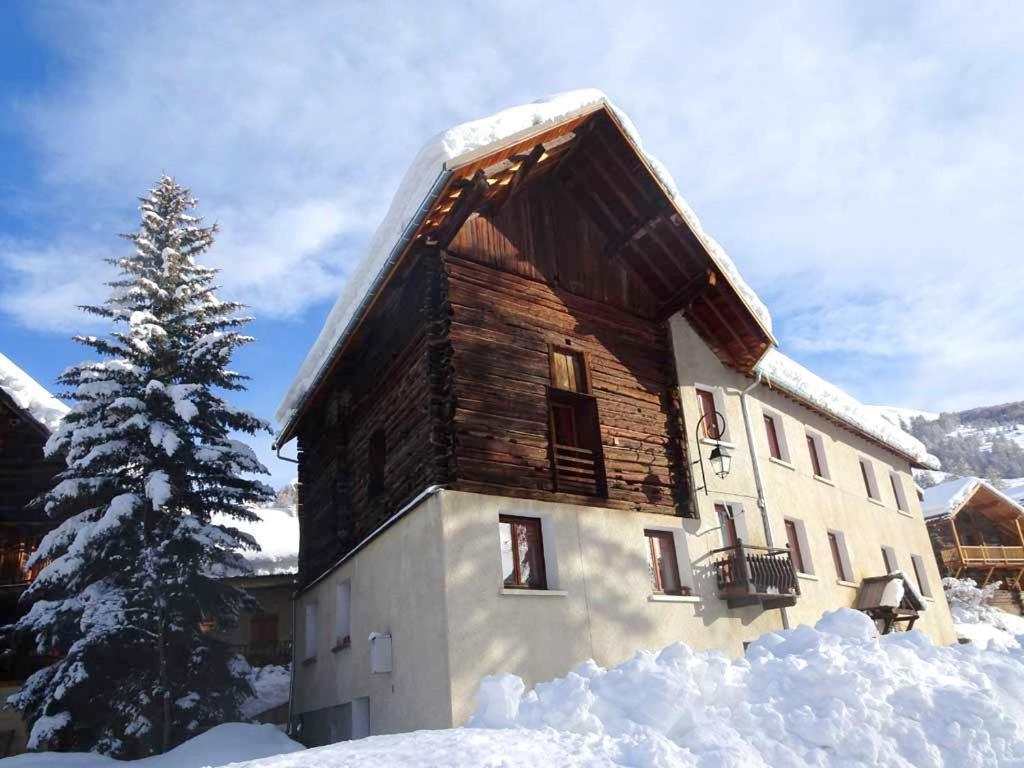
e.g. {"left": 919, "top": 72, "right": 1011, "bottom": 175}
{"left": 0, "top": 354, "right": 68, "bottom": 756}
{"left": 274, "top": 91, "right": 957, "bottom": 745}
{"left": 924, "top": 476, "right": 1024, "bottom": 591}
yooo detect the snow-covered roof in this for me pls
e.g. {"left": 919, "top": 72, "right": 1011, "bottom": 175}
{"left": 275, "top": 89, "right": 772, "bottom": 437}
{"left": 214, "top": 505, "right": 299, "bottom": 576}
{"left": 0, "top": 353, "right": 69, "bottom": 433}
{"left": 921, "top": 476, "right": 1024, "bottom": 522}
{"left": 755, "top": 349, "right": 939, "bottom": 469}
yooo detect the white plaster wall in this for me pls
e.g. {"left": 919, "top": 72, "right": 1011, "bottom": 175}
{"left": 291, "top": 493, "right": 454, "bottom": 735}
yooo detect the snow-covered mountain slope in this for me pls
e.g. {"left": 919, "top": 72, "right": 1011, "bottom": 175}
{"left": 876, "top": 400, "right": 1024, "bottom": 482}
{"left": 944, "top": 577, "right": 1024, "bottom": 650}
{"left": 212, "top": 500, "right": 299, "bottom": 576}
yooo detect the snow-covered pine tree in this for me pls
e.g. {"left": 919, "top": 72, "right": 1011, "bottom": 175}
{"left": 8, "top": 177, "right": 274, "bottom": 757}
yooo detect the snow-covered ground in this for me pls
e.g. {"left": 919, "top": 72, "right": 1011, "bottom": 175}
{"left": 1, "top": 724, "right": 302, "bottom": 767}
{"left": 243, "top": 665, "right": 292, "bottom": 719}
{"left": 14, "top": 606, "right": 1024, "bottom": 767}
{"left": 945, "top": 577, "right": 1024, "bottom": 650}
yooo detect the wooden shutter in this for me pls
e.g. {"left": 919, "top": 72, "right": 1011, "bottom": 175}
{"left": 785, "top": 520, "right": 805, "bottom": 574}
{"left": 764, "top": 415, "right": 782, "bottom": 460}
{"left": 807, "top": 435, "right": 823, "bottom": 477}
{"left": 696, "top": 389, "right": 721, "bottom": 440}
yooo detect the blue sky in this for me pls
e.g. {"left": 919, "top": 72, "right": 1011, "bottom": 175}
{"left": 2, "top": 1, "right": 1021, "bottom": 487}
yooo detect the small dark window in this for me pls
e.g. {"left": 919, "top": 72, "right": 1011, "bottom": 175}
{"left": 890, "top": 474, "right": 907, "bottom": 511}
{"left": 499, "top": 515, "right": 547, "bottom": 589}
{"left": 881, "top": 546, "right": 898, "bottom": 574}
{"left": 807, "top": 435, "right": 824, "bottom": 478}
{"left": 860, "top": 460, "right": 878, "bottom": 500}
{"left": 368, "top": 429, "right": 386, "bottom": 498}
{"left": 828, "top": 532, "right": 849, "bottom": 581}
{"left": 911, "top": 554, "right": 932, "bottom": 598}
{"left": 696, "top": 389, "right": 721, "bottom": 440}
{"left": 764, "top": 414, "right": 782, "bottom": 460}
{"left": 645, "top": 530, "right": 685, "bottom": 595}
{"left": 784, "top": 519, "right": 806, "bottom": 574}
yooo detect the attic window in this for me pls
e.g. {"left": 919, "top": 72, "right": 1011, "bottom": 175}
{"left": 368, "top": 429, "right": 386, "bottom": 498}
{"left": 549, "top": 346, "right": 588, "bottom": 393}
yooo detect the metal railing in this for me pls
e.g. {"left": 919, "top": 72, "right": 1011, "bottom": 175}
{"left": 710, "top": 540, "right": 800, "bottom": 601}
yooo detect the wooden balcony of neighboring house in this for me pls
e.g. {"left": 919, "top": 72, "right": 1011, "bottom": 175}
{"left": 710, "top": 540, "right": 800, "bottom": 609}
{"left": 938, "top": 542, "right": 1024, "bottom": 587}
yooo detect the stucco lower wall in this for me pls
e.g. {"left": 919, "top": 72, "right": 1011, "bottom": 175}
{"left": 439, "top": 490, "right": 783, "bottom": 727}
{"left": 292, "top": 492, "right": 453, "bottom": 738}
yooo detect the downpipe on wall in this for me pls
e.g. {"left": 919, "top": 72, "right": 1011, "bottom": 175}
{"left": 736, "top": 371, "right": 791, "bottom": 631}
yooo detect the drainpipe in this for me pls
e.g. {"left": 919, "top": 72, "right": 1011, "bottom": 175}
{"left": 738, "top": 371, "right": 790, "bottom": 630}
{"left": 286, "top": 589, "right": 297, "bottom": 737}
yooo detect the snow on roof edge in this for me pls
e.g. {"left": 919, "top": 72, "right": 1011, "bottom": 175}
{"left": 275, "top": 89, "right": 773, "bottom": 433}
{"left": 0, "top": 353, "right": 69, "bottom": 433}
{"left": 755, "top": 348, "right": 939, "bottom": 470}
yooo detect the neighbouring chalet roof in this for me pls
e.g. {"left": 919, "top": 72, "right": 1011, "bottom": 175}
{"left": 0, "top": 353, "right": 69, "bottom": 435}
{"left": 755, "top": 349, "right": 939, "bottom": 470}
{"left": 213, "top": 505, "right": 300, "bottom": 576}
{"left": 275, "top": 89, "right": 775, "bottom": 446}
{"left": 273, "top": 90, "right": 937, "bottom": 471}
{"left": 922, "top": 476, "right": 1024, "bottom": 524}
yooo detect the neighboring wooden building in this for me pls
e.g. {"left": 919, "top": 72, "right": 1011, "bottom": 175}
{"left": 923, "top": 477, "right": 1024, "bottom": 587}
{"left": 276, "top": 91, "right": 957, "bottom": 745}
{"left": 0, "top": 354, "right": 68, "bottom": 757}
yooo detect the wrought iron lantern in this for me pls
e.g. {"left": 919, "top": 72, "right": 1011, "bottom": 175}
{"left": 694, "top": 409, "right": 731, "bottom": 494}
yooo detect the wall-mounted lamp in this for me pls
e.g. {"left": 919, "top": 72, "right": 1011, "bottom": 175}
{"left": 694, "top": 410, "right": 732, "bottom": 495}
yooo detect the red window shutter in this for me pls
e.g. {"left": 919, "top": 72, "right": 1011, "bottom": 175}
{"left": 764, "top": 415, "right": 782, "bottom": 459}
{"left": 785, "top": 520, "right": 805, "bottom": 574}
{"left": 807, "top": 436, "right": 823, "bottom": 477}
{"left": 697, "top": 390, "right": 721, "bottom": 440}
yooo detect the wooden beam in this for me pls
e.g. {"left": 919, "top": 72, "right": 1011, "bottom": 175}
{"left": 658, "top": 269, "right": 718, "bottom": 320}
{"left": 433, "top": 170, "right": 490, "bottom": 247}
{"left": 487, "top": 144, "right": 546, "bottom": 214}
{"left": 603, "top": 203, "right": 671, "bottom": 261}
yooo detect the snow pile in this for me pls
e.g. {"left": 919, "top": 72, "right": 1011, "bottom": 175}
{"left": 230, "top": 608, "right": 1024, "bottom": 768}
{"left": 276, "top": 89, "right": 770, "bottom": 431}
{"left": 756, "top": 349, "right": 940, "bottom": 469}
{"left": 0, "top": 353, "right": 69, "bottom": 432}
{"left": 213, "top": 505, "right": 299, "bottom": 575}
{"left": 243, "top": 665, "right": 292, "bottom": 718}
{"left": 945, "top": 577, "right": 1024, "bottom": 650}
{"left": 5, "top": 723, "right": 302, "bottom": 768}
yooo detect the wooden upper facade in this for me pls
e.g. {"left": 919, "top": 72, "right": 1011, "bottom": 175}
{"left": 292, "top": 106, "right": 776, "bottom": 586}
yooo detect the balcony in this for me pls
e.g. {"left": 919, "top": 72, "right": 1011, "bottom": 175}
{"left": 710, "top": 541, "right": 800, "bottom": 609}
{"left": 231, "top": 641, "right": 291, "bottom": 668}
{"left": 551, "top": 443, "right": 604, "bottom": 497}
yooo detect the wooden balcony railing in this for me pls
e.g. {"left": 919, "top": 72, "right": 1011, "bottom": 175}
{"left": 710, "top": 540, "right": 800, "bottom": 609}
{"left": 940, "top": 545, "right": 1024, "bottom": 568}
{"left": 552, "top": 443, "right": 603, "bottom": 496}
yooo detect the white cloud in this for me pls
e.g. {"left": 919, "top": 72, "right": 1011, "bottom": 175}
{"left": 4, "top": 1, "right": 1023, "bottom": 412}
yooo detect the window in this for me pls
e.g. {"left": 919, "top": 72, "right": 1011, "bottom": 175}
{"left": 859, "top": 459, "right": 880, "bottom": 500}
{"left": 368, "top": 429, "right": 386, "bottom": 498}
{"left": 696, "top": 388, "right": 722, "bottom": 440}
{"left": 716, "top": 503, "right": 738, "bottom": 547}
{"left": 250, "top": 613, "right": 279, "bottom": 646}
{"left": 881, "top": 545, "right": 898, "bottom": 574}
{"left": 805, "top": 431, "right": 829, "bottom": 479}
{"left": 911, "top": 554, "right": 933, "bottom": 598}
{"left": 644, "top": 530, "right": 685, "bottom": 595}
{"left": 784, "top": 518, "right": 813, "bottom": 575}
{"left": 335, "top": 581, "right": 352, "bottom": 648}
{"left": 304, "top": 603, "right": 318, "bottom": 661}
{"left": 889, "top": 472, "right": 909, "bottom": 512}
{"left": 547, "top": 345, "right": 606, "bottom": 496}
{"left": 550, "top": 346, "right": 588, "bottom": 393}
{"left": 762, "top": 411, "right": 789, "bottom": 462}
{"left": 827, "top": 530, "right": 853, "bottom": 582}
{"left": 499, "top": 515, "right": 547, "bottom": 589}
